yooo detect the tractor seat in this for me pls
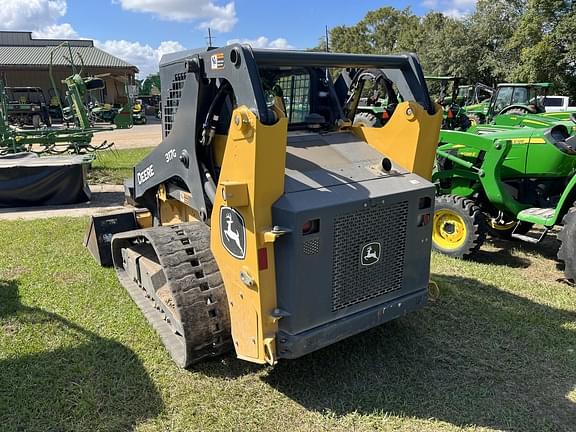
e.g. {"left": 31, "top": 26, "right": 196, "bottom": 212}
{"left": 546, "top": 125, "right": 576, "bottom": 155}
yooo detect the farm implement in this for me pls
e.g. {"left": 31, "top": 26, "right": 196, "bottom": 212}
{"left": 0, "top": 42, "right": 132, "bottom": 155}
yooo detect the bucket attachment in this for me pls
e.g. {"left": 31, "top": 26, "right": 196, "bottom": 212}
{"left": 84, "top": 211, "right": 138, "bottom": 266}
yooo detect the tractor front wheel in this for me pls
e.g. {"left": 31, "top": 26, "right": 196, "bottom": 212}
{"left": 557, "top": 205, "right": 576, "bottom": 282}
{"left": 432, "top": 195, "right": 486, "bottom": 258}
{"left": 353, "top": 112, "right": 381, "bottom": 128}
{"left": 467, "top": 113, "right": 483, "bottom": 126}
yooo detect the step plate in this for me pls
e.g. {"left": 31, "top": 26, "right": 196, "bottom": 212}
{"left": 517, "top": 207, "right": 555, "bottom": 224}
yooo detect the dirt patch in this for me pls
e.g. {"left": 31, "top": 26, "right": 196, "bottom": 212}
{"left": 1, "top": 319, "right": 21, "bottom": 336}
{"left": 52, "top": 271, "right": 93, "bottom": 286}
{"left": 2, "top": 266, "right": 28, "bottom": 280}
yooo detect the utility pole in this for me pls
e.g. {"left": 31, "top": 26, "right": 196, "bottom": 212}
{"left": 325, "top": 25, "right": 329, "bottom": 52}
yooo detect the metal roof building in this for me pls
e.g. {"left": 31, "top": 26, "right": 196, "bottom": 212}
{"left": 0, "top": 31, "right": 138, "bottom": 105}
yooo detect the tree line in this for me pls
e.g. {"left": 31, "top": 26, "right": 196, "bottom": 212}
{"left": 317, "top": 0, "right": 576, "bottom": 99}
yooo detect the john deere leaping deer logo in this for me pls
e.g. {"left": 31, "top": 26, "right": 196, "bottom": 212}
{"left": 220, "top": 206, "right": 246, "bottom": 259}
{"left": 361, "top": 242, "right": 381, "bottom": 266}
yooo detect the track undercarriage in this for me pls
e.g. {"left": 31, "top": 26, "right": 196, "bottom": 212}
{"left": 111, "top": 222, "right": 232, "bottom": 367}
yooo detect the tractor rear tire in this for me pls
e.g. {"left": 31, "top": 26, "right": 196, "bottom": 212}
{"left": 353, "top": 112, "right": 380, "bottom": 128}
{"left": 557, "top": 205, "right": 576, "bottom": 282}
{"left": 432, "top": 195, "right": 486, "bottom": 258}
{"left": 467, "top": 113, "right": 483, "bottom": 126}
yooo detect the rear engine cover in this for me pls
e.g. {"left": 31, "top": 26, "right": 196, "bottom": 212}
{"left": 272, "top": 132, "right": 434, "bottom": 358}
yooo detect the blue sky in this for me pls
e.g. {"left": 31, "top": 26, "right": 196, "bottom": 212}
{"left": 0, "top": 0, "right": 477, "bottom": 76}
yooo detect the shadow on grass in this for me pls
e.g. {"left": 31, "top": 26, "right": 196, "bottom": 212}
{"left": 0, "top": 279, "right": 163, "bottom": 432}
{"left": 471, "top": 234, "right": 561, "bottom": 269}
{"left": 262, "top": 275, "right": 576, "bottom": 432}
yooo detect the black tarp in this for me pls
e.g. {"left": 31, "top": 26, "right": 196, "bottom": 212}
{"left": 0, "top": 153, "right": 91, "bottom": 207}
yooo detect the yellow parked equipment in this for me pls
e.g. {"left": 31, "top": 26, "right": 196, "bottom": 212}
{"left": 86, "top": 45, "right": 442, "bottom": 367}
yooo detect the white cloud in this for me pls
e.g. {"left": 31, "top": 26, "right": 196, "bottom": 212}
{"left": 442, "top": 8, "right": 468, "bottom": 19}
{"left": 155, "top": 41, "right": 187, "bottom": 61}
{"left": 422, "top": 0, "right": 477, "bottom": 18}
{"left": 117, "top": 0, "right": 237, "bottom": 32}
{"left": 32, "top": 23, "right": 79, "bottom": 39}
{"left": 226, "top": 36, "right": 294, "bottom": 50}
{"left": 0, "top": 0, "right": 67, "bottom": 30}
{"left": 422, "top": 0, "right": 439, "bottom": 7}
{"left": 95, "top": 39, "right": 185, "bottom": 77}
{"left": 0, "top": 0, "right": 80, "bottom": 39}
{"left": 0, "top": 0, "right": 187, "bottom": 77}
{"left": 453, "top": 0, "right": 477, "bottom": 6}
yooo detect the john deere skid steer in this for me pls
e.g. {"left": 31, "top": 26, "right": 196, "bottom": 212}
{"left": 86, "top": 45, "right": 442, "bottom": 367}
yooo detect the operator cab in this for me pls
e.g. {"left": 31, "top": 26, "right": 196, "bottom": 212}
{"left": 260, "top": 66, "right": 341, "bottom": 131}
{"left": 489, "top": 83, "right": 551, "bottom": 115}
{"left": 258, "top": 66, "right": 402, "bottom": 131}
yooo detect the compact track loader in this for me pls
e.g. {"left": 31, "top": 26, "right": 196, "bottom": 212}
{"left": 86, "top": 45, "right": 442, "bottom": 367}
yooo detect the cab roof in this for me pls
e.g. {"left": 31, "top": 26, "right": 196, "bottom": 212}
{"left": 496, "top": 83, "right": 552, "bottom": 88}
{"left": 425, "top": 75, "right": 459, "bottom": 81}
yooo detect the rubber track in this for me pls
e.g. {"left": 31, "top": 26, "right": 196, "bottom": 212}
{"left": 112, "top": 222, "right": 232, "bottom": 367}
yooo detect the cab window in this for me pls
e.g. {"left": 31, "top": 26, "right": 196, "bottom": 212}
{"left": 265, "top": 70, "right": 311, "bottom": 124}
{"left": 493, "top": 87, "right": 513, "bottom": 112}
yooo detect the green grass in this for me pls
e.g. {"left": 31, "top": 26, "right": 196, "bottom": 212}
{"left": 0, "top": 218, "right": 575, "bottom": 431}
{"left": 87, "top": 147, "right": 153, "bottom": 185}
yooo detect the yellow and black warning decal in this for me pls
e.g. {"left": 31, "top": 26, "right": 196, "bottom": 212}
{"left": 211, "top": 52, "right": 225, "bottom": 70}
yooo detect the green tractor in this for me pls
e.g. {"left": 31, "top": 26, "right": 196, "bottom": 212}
{"left": 466, "top": 82, "right": 576, "bottom": 129}
{"left": 352, "top": 69, "right": 400, "bottom": 127}
{"left": 425, "top": 76, "right": 471, "bottom": 131}
{"left": 353, "top": 73, "right": 471, "bottom": 131}
{"left": 431, "top": 123, "right": 576, "bottom": 280}
{"left": 456, "top": 83, "right": 494, "bottom": 106}
{"left": 455, "top": 83, "right": 494, "bottom": 124}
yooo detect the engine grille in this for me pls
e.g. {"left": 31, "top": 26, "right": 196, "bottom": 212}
{"left": 163, "top": 72, "right": 186, "bottom": 137}
{"left": 332, "top": 202, "right": 408, "bottom": 311}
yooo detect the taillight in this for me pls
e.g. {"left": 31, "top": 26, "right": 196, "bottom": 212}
{"left": 302, "top": 219, "right": 320, "bottom": 235}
